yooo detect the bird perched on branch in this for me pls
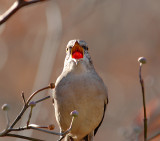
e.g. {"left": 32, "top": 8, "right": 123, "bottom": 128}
{"left": 52, "top": 40, "right": 108, "bottom": 141}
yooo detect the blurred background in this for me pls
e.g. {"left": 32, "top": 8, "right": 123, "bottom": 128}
{"left": 0, "top": 0, "right": 160, "bottom": 141}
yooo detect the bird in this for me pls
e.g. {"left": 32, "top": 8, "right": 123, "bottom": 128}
{"left": 52, "top": 39, "right": 108, "bottom": 141}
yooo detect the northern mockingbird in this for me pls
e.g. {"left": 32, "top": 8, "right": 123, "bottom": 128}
{"left": 52, "top": 40, "right": 108, "bottom": 141}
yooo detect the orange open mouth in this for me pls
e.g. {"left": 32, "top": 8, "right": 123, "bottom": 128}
{"left": 71, "top": 41, "right": 84, "bottom": 59}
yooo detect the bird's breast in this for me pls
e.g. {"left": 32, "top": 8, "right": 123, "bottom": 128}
{"left": 54, "top": 72, "right": 104, "bottom": 100}
{"left": 52, "top": 71, "right": 106, "bottom": 139}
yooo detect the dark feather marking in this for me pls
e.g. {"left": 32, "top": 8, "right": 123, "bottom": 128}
{"left": 94, "top": 103, "right": 106, "bottom": 136}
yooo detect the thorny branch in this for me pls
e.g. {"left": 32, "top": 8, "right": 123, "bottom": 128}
{"left": 0, "top": 0, "right": 47, "bottom": 25}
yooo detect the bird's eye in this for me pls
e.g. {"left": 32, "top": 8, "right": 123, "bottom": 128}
{"left": 86, "top": 46, "right": 89, "bottom": 50}
{"left": 66, "top": 47, "right": 69, "bottom": 52}
{"left": 83, "top": 46, "right": 88, "bottom": 51}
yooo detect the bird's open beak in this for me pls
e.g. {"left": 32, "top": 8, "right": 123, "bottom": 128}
{"left": 71, "top": 41, "right": 84, "bottom": 59}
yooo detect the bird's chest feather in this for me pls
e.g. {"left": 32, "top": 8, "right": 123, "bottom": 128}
{"left": 53, "top": 71, "right": 105, "bottom": 133}
{"left": 54, "top": 72, "right": 102, "bottom": 102}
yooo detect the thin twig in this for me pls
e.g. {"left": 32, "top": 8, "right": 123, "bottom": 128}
{"left": 29, "top": 126, "right": 62, "bottom": 136}
{"left": 27, "top": 85, "right": 52, "bottom": 104}
{"left": 10, "top": 84, "right": 53, "bottom": 129}
{"left": 62, "top": 116, "right": 75, "bottom": 135}
{"left": 10, "top": 124, "right": 53, "bottom": 131}
{"left": 21, "top": 91, "right": 26, "bottom": 104}
{"left": 58, "top": 116, "right": 76, "bottom": 141}
{"left": 8, "top": 116, "right": 75, "bottom": 137}
{"left": 30, "top": 116, "right": 75, "bottom": 137}
{"left": 5, "top": 133, "right": 44, "bottom": 141}
{"left": 0, "top": 0, "right": 47, "bottom": 25}
{"left": 0, "top": 83, "right": 70, "bottom": 141}
{"left": 35, "top": 95, "right": 51, "bottom": 104}
{"left": 27, "top": 107, "right": 33, "bottom": 127}
{"left": 9, "top": 105, "right": 28, "bottom": 129}
{"left": 138, "top": 57, "right": 147, "bottom": 141}
{"left": 5, "top": 111, "right": 10, "bottom": 129}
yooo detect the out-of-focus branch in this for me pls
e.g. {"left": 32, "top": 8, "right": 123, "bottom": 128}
{"left": 0, "top": 0, "right": 47, "bottom": 25}
{"left": 148, "top": 131, "right": 160, "bottom": 141}
{"left": 138, "top": 57, "right": 147, "bottom": 141}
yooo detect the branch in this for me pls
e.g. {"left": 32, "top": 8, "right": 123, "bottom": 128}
{"left": 1, "top": 112, "right": 77, "bottom": 140}
{"left": 8, "top": 112, "right": 77, "bottom": 137}
{"left": 21, "top": 91, "right": 26, "bottom": 105}
{"left": 138, "top": 57, "right": 147, "bottom": 141}
{"left": 0, "top": 83, "right": 54, "bottom": 137}
{"left": 35, "top": 95, "right": 50, "bottom": 104}
{"left": 10, "top": 83, "right": 54, "bottom": 129}
{"left": 0, "top": 0, "right": 47, "bottom": 25}
{"left": 0, "top": 83, "right": 79, "bottom": 141}
{"left": 27, "top": 106, "right": 34, "bottom": 127}
{"left": 5, "top": 133, "right": 44, "bottom": 141}
{"left": 26, "top": 84, "right": 53, "bottom": 105}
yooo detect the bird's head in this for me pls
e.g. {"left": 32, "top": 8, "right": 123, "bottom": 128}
{"left": 63, "top": 40, "right": 94, "bottom": 72}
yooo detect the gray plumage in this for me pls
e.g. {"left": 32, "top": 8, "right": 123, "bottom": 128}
{"left": 52, "top": 40, "right": 108, "bottom": 141}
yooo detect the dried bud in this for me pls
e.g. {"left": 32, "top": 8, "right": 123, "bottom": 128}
{"left": 138, "top": 57, "right": 147, "bottom": 64}
{"left": 48, "top": 124, "right": 55, "bottom": 130}
{"left": 29, "top": 101, "right": 36, "bottom": 107}
{"left": 70, "top": 110, "right": 79, "bottom": 117}
{"left": 2, "top": 104, "right": 10, "bottom": 111}
{"left": 50, "top": 83, "right": 55, "bottom": 89}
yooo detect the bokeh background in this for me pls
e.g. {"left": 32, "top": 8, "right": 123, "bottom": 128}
{"left": 0, "top": 0, "right": 160, "bottom": 141}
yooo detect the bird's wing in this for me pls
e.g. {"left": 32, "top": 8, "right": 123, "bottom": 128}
{"left": 94, "top": 102, "right": 107, "bottom": 136}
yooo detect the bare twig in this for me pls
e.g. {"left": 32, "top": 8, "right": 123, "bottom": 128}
{"left": 9, "top": 115, "right": 76, "bottom": 137}
{"left": 6, "top": 110, "right": 10, "bottom": 129}
{"left": 0, "top": 83, "right": 78, "bottom": 141}
{"left": 29, "top": 115, "right": 76, "bottom": 138}
{"left": 9, "top": 105, "right": 28, "bottom": 129}
{"left": 21, "top": 91, "right": 26, "bottom": 104}
{"left": 57, "top": 112, "right": 78, "bottom": 141}
{"left": 5, "top": 133, "right": 44, "bottom": 141}
{"left": 9, "top": 84, "right": 53, "bottom": 129}
{"left": 1, "top": 113, "right": 77, "bottom": 140}
{"left": 138, "top": 57, "right": 147, "bottom": 141}
{"left": 27, "top": 106, "right": 34, "bottom": 127}
{"left": 0, "top": 84, "right": 53, "bottom": 139}
{"left": 0, "top": 0, "right": 47, "bottom": 25}
{"left": 35, "top": 95, "right": 50, "bottom": 104}
{"left": 26, "top": 84, "right": 53, "bottom": 104}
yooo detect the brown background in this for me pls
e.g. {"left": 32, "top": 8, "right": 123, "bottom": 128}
{"left": 0, "top": 0, "right": 160, "bottom": 141}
